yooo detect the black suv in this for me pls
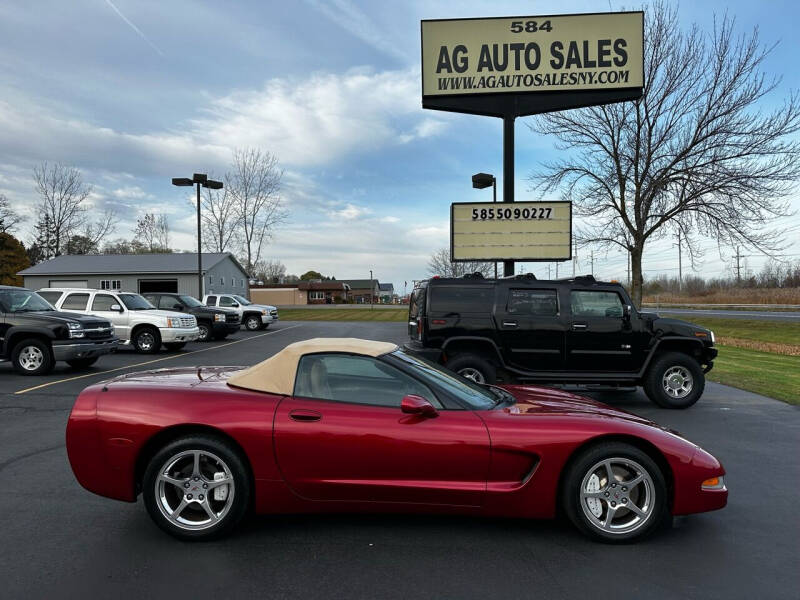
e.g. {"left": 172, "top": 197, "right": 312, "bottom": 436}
{"left": 405, "top": 275, "right": 718, "bottom": 409}
{"left": 142, "top": 292, "right": 240, "bottom": 342}
{"left": 0, "top": 285, "right": 118, "bottom": 375}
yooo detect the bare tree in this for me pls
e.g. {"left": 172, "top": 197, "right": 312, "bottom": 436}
{"left": 200, "top": 177, "right": 239, "bottom": 253}
{"left": 134, "top": 213, "right": 171, "bottom": 252}
{"left": 255, "top": 259, "right": 287, "bottom": 283}
{"left": 428, "top": 247, "right": 494, "bottom": 278}
{"left": 83, "top": 210, "right": 118, "bottom": 249}
{"left": 0, "top": 194, "right": 24, "bottom": 233}
{"left": 529, "top": 2, "right": 800, "bottom": 306}
{"left": 32, "top": 162, "right": 92, "bottom": 256}
{"left": 227, "top": 148, "right": 287, "bottom": 274}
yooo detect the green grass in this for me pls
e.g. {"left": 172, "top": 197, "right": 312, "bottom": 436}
{"left": 709, "top": 345, "right": 800, "bottom": 404}
{"left": 279, "top": 309, "right": 407, "bottom": 322}
{"left": 662, "top": 315, "right": 800, "bottom": 346}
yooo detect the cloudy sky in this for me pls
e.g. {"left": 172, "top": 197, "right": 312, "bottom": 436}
{"left": 1, "top": 0, "right": 798, "bottom": 294}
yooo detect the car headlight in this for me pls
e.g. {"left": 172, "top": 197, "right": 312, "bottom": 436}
{"left": 165, "top": 318, "right": 179, "bottom": 328}
{"left": 214, "top": 313, "right": 224, "bottom": 322}
{"left": 261, "top": 309, "right": 267, "bottom": 315}
{"left": 67, "top": 322, "right": 85, "bottom": 338}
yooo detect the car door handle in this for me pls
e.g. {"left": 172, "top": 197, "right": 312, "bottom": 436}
{"left": 502, "top": 320, "right": 518, "bottom": 328}
{"left": 289, "top": 410, "right": 322, "bottom": 422}
{"left": 572, "top": 323, "right": 588, "bottom": 330}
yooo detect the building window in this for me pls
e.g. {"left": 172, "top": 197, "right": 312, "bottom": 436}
{"left": 209, "top": 275, "right": 213, "bottom": 284}
{"left": 241, "top": 279, "right": 244, "bottom": 287}
{"left": 100, "top": 280, "right": 121, "bottom": 290}
{"left": 309, "top": 291, "right": 325, "bottom": 300}
{"left": 220, "top": 277, "right": 224, "bottom": 285}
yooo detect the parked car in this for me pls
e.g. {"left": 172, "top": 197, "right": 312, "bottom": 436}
{"left": 404, "top": 274, "right": 718, "bottom": 409}
{"left": 39, "top": 288, "right": 199, "bottom": 353}
{"left": 0, "top": 285, "right": 117, "bottom": 375}
{"left": 65, "top": 338, "right": 727, "bottom": 542}
{"left": 202, "top": 293, "right": 278, "bottom": 331}
{"left": 142, "top": 293, "right": 240, "bottom": 342}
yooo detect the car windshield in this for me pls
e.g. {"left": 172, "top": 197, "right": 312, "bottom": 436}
{"left": 179, "top": 295, "right": 203, "bottom": 307}
{"left": 119, "top": 293, "right": 155, "bottom": 310}
{"left": 233, "top": 295, "right": 251, "bottom": 305}
{"left": 390, "top": 350, "right": 496, "bottom": 410}
{"left": 0, "top": 290, "right": 55, "bottom": 313}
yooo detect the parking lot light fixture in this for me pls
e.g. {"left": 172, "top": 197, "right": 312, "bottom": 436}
{"left": 173, "top": 174, "right": 224, "bottom": 298}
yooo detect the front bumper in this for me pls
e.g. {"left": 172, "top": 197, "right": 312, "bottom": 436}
{"left": 52, "top": 338, "right": 119, "bottom": 361}
{"left": 212, "top": 321, "right": 241, "bottom": 335}
{"left": 159, "top": 326, "right": 200, "bottom": 343}
{"left": 261, "top": 314, "right": 275, "bottom": 324}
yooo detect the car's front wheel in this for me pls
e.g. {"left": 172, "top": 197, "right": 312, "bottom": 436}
{"left": 11, "top": 339, "right": 54, "bottom": 375}
{"left": 446, "top": 353, "right": 496, "bottom": 385}
{"left": 142, "top": 435, "right": 251, "bottom": 541}
{"left": 563, "top": 442, "right": 668, "bottom": 543}
{"left": 197, "top": 323, "right": 211, "bottom": 342}
{"left": 644, "top": 352, "right": 705, "bottom": 409}
{"left": 133, "top": 327, "right": 161, "bottom": 354}
{"left": 244, "top": 315, "right": 261, "bottom": 331}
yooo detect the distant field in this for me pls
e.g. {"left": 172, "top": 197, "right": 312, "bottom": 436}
{"left": 662, "top": 315, "right": 800, "bottom": 349}
{"left": 644, "top": 287, "right": 800, "bottom": 307}
{"left": 279, "top": 309, "right": 406, "bottom": 322}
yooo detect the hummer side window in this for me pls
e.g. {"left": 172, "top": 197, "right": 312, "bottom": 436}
{"left": 507, "top": 289, "right": 558, "bottom": 316}
{"left": 570, "top": 291, "right": 624, "bottom": 318}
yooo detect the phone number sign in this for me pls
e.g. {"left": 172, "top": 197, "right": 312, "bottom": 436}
{"left": 450, "top": 201, "right": 572, "bottom": 262}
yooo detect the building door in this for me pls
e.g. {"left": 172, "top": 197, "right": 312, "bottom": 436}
{"left": 138, "top": 279, "right": 178, "bottom": 293}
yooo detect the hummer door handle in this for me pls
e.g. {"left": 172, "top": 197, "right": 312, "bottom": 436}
{"left": 572, "top": 323, "right": 588, "bottom": 330}
{"left": 502, "top": 320, "right": 518, "bottom": 328}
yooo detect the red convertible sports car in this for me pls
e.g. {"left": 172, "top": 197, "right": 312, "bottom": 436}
{"left": 66, "top": 338, "right": 727, "bottom": 542}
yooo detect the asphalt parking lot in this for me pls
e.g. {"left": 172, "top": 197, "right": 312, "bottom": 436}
{"left": 1, "top": 321, "right": 798, "bottom": 599}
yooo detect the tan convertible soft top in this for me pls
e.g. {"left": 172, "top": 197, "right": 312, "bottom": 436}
{"left": 226, "top": 337, "right": 399, "bottom": 395}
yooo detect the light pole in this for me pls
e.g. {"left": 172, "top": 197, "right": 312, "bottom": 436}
{"left": 472, "top": 172, "right": 497, "bottom": 279}
{"left": 369, "top": 269, "right": 374, "bottom": 310}
{"left": 172, "top": 173, "right": 223, "bottom": 298}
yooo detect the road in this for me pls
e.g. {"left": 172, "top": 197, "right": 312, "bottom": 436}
{"left": 1, "top": 321, "right": 798, "bottom": 599}
{"left": 652, "top": 308, "right": 800, "bottom": 321}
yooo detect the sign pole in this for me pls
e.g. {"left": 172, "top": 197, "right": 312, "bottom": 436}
{"left": 503, "top": 114, "right": 515, "bottom": 277}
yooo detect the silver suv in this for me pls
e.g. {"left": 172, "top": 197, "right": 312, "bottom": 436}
{"left": 39, "top": 288, "right": 199, "bottom": 353}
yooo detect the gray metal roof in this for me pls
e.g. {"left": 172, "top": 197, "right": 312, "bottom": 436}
{"left": 18, "top": 253, "right": 246, "bottom": 276}
{"left": 338, "top": 279, "right": 378, "bottom": 289}
{"left": 378, "top": 283, "right": 394, "bottom": 292}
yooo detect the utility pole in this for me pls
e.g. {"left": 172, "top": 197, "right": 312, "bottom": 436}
{"left": 590, "top": 250, "right": 595, "bottom": 276}
{"left": 734, "top": 247, "right": 742, "bottom": 284}
{"left": 626, "top": 250, "right": 631, "bottom": 289}
{"left": 555, "top": 262, "right": 559, "bottom": 278}
{"left": 573, "top": 242, "right": 577, "bottom": 276}
{"left": 370, "top": 269, "right": 374, "bottom": 310}
{"left": 677, "top": 232, "right": 683, "bottom": 291}
{"left": 547, "top": 264, "right": 551, "bottom": 279}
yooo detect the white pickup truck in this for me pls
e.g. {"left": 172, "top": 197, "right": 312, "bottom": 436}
{"left": 39, "top": 288, "right": 199, "bottom": 353}
{"left": 202, "top": 293, "right": 278, "bottom": 331}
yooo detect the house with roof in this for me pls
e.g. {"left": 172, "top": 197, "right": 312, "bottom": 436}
{"left": 18, "top": 252, "right": 249, "bottom": 299}
{"left": 378, "top": 283, "right": 395, "bottom": 304}
{"left": 338, "top": 279, "right": 380, "bottom": 304}
{"left": 250, "top": 281, "right": 350, "bottom": 305}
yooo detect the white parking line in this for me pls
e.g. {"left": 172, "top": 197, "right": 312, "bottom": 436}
{"left": 13, "top": 324, "right": 303, "bottom": 395}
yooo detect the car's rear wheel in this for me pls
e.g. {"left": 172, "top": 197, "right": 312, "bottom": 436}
{"left": 244, "top": 315, "right": 261, "bottom": 331}
{"left": 563, "top": 442, "right": 668, "bottom": 543}
{"left": 142, "top": 435, "right": 251, "bottom": 541}
{"left": 446, "top": 353, "right": 496, "bottom": 385}
{"left": 133, "top": 327, "right": 161, "bottom": 354}
{"left": 197, "top": 323, "right": 211, "bottom": 342}
{"left": 11, "top": 339, "right": 54, "bottom": 375}
{"left": 644, "top": 352, "right": 705, "bottom": 409}
{"left": 67, "top": 357, "right": 99, "bottom": 369}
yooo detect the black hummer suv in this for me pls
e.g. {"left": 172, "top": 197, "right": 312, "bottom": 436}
{"left": 405, "top": 275, "right": 718, "bottom": 409}
{"left": 0, "top": 285, "right": 118, "bottom": 375}
{"left": 142, "top": 292, "right": 241, "bottom": 342}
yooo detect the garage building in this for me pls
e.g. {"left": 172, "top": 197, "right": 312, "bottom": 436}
{"left": 18, "top": 252, "right": 249, "bottom": 299}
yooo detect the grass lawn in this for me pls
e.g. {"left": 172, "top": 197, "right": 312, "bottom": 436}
{"left": 279, "top": 309, "right": 407, "bottom": 322}
{"left": 709, "top": 345, "right": 800, "bottom": 405}
{"left": 661, "top": 315, "right": 800, "bottom": 346}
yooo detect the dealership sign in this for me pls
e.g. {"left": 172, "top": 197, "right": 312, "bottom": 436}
{"left": 422, "top": 12, "right": 643, "bottom": 98}
{"left": 451, "top": 201, "right": 571, "bottom": 262}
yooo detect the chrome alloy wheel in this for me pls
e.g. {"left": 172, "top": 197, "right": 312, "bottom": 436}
{"left": 155, "top": 450, "right": 235, "bottom": 531}
{"left": 137, "top": 331, "right": 156, "bottom": 352}
{"left": 662, "top": 366, "right": 693, "bottom": 399}
{"left": 198, "top": 324, "right": 210, "bottom": 341}
{"left": 458, "top": 367, "right": 486, "bottom": 384}
{"left": 18, "top": 345, "right": 45, "bottom": 371}
{"left": 579, "top": 458, "right": 655, "bottom": 535}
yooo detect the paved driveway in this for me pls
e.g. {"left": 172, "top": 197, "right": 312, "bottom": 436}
{"left": 1, "top": 322, "right": 798, "bottom": 599}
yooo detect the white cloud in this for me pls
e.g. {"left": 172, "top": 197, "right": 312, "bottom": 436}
{"left": 330, "top": 203, "right": 371, "bottom": 220}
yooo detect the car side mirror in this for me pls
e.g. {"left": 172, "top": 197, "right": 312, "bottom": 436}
{"left": 401, "top": 395, "right": 438, "bottom": 418}
{"left": 231, "top": 302, "right": 239, "bottom": 307}
{"left": 110, "top": 304, "right": 123, "bottom": 312}
{"left": 173, "top": 304, "right": 183, "bottom": 310}
{"left": 623, "top": 304, "right": 632, "bottom": 320}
